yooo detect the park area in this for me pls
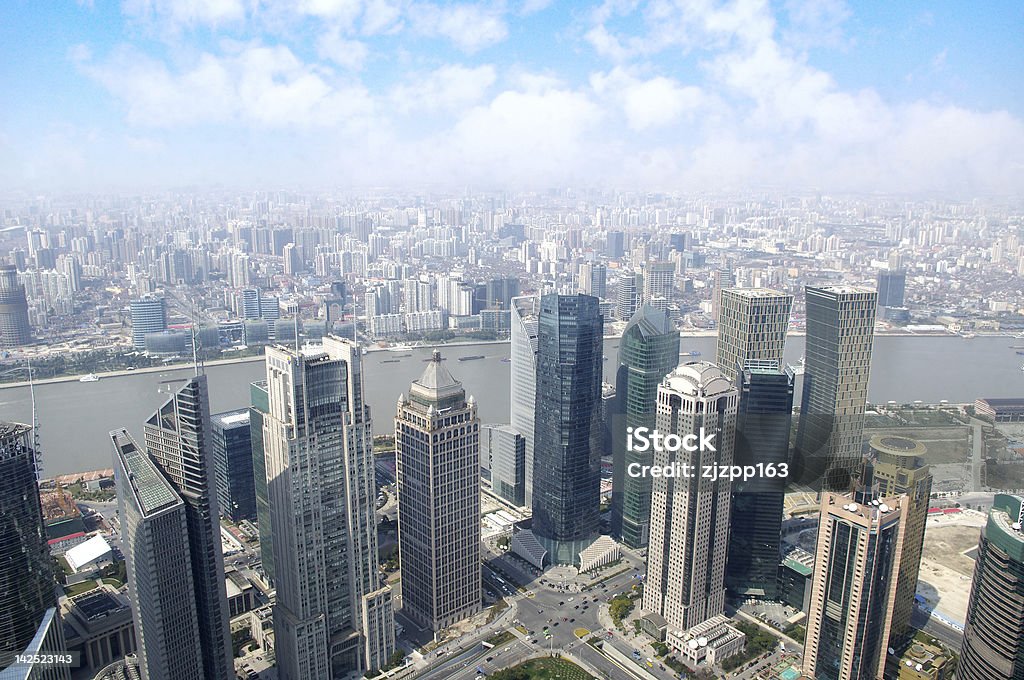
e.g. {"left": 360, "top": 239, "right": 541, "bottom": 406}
{"left": 487, "top": 658, "right": 592, "bottom": 680}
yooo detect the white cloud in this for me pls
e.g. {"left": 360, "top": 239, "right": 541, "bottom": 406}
{"left": 591, "top": 67, "right": 707, "bottom": 131}
{"left": 317, "top": 29, "right": 370, "bottom": 70}
{"left": 121, "top": 0, "right": 246, "bottom": 31}
{"left": 409, "top": 2, "right": 509, "bottom": 53}
{"left": 389, "top": 64, "right": 497, "bottom": 113}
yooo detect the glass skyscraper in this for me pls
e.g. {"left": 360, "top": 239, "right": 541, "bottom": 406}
{"left": 715, "top": 287, "right": 792, "bottom": 383}
{"left": 510, "top": 295, "right": 539, "bottom": 506}
{"left": 0, "top": 422, "right": 59, "bottom": 670}
{"left": 211, "top": 409, "right": 257, "bottom": 522}
{"left": 725, "top": 363, "right": 794, "bottom": 599}
{"left": 532, "top": 293, "right": 603, "bottom": 565}
{"left": 143, "top": 374, "right": 232, "bottom": 680}
{"left": 610, "top": 305, "right": 679, "bottom": 549}
{"left": 794, "top": 285, "right": 877, "bottom": 491}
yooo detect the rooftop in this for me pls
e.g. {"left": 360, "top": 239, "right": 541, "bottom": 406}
{"left": 110, "top": 428, "right": 181, "bottom": 516}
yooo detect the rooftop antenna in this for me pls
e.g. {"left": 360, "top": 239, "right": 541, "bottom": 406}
{"left": 190, "top": 302, "right": 204, "bottom": 376}
{"left": 294, "top": 311, "right": 300, "bottom": 353}
{"left": 27, "top": 357, "right": 42, "bottom": 481}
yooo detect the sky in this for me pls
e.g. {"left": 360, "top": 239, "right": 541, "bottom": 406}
{"left": 1, "top": 0, "right": 1022, "bottom": 194}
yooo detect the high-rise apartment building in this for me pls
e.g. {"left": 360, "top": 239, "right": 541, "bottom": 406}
{"left": 615, "top": 271, "right": 641, "bottom": 320}
{"left": 610, "top": 305, "right": 680, "bottom": 549}
{"left": 725, "top": 362, "right": 794, "bottom": 599}
{"left": 510, "top": 295, "right": 539, "bottom": 506}
{"left": 866, "top": 435, "right": 931, "bottom": 645}
{"left": 579, "top": 262, "right": 607, "bottom": 299}
{"left": 714, "top": 288, "right": 793, "bottom": 383}
{"left": 606, "top": 230, "right": 625, "bottom": 259}
{"left": 803, "top": 492, "right": 908, "bottom": 680}
{"left": 0, "top": 265, "right": 31, "bottom": 348}
{"left": 794, "top": 286, "right": 877, "bottom": 491}
{"left": 959, "top": 493, "right": 1024, "bottom": 679}
{"left": 0, "top": 422, "right": 60, "bottom": 670}
{"left": 111, "top": 428, "right": 204, "bottom": 680}
{"left": 395, "top": 351, "right": 482, "bottom": 633}
{"left": 642, "top": 260, "right": 675, "bottom": 303}
{"left": 130, "top": 295, "right": 167, "bottom": 350}
{"left": 263, "top": 337, "right": 394, "bottom": 677}
{"left": 532, "top": 294, "right": 603, "bottom": 565}
{"left": 211, "top": 409, "right": 257, "bottom": 522}
{"left": 143, "top": 375, "right": 232, "bottom": 680}
{"left": 644, "top": 363, "right": 738, "bottom": 633}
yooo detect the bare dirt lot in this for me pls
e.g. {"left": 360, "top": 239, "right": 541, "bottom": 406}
{"left": 917, "top": 514, "right": 986, "bottom": 626}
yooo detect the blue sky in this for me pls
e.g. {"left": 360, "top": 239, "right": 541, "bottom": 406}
{"left": 1, "top": 0, "right": 1022, "bottom": 193}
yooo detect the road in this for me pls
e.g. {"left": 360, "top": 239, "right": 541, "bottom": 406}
{"left": 911, "top": 607, "right": 963, "bottom": 651}
{"left": 970, "top": 418, "right": 985, "bottom": 491}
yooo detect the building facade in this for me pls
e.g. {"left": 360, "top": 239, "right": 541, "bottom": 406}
{"left": 396, "top": 351, "right": 482, "bottom": 633}
{"left": 644, "top": 363, "right": 738, "bottom": 634}
{"left": 143, "top": 375, "right": 232, "bottom": 680}
{"left": 483, "top": 424, "right": 527, "bottom": 507}
{"left": 794, "top": 286, "right": 877, "bottom": 491}
{"left": 0, "top": 264, "right": 32, "bottom": 347}
{"left": 0, "top": 422, "right": 59, "bottom": 670}
{"left": 510, "top": 295, "right": 539, "bottom": 506}
{"left": 610, "top": 305, "right": 680, "bottom": 549}
{"left": 129, "top": 296, "right": 167, "bottom": 350}
{"left": 111, "top": 428, "right": 205, "bottom": 680}
{"left": 532, "top": 293, "right": 603, "bottom": 565}
{"left": 803, "top": 492, "right": 907, "bottom": 680}
{"left": 959, "top": 493, "right": 1024, "bottom": 679}
{"left": 714, "top": 287, "right": 792, "bottom": 383}
{"left": 211, "top": 409, "right": 257, "bottom": 522}
{"left": 725, "top": 362, "right": 794, "bottom": 599}
{"left": 248, "top": 381, "right": 274, "bottom": 583}
{"left": 262, "top": 337, "right": 394, "bottom": 678}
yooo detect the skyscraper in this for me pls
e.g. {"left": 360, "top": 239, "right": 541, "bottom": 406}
{"left": 211, "top": 409, "right": 257, "bottom": 522}
{"left": 644, "top": 363, "right": 738, "bottom": 633}
{"left": 725, "top": 362, "right": 794, "bottom": 599}
{"left": 714, "top": 288, "right": 793, "bottom": 383}
{"left": 0, "top": 264, "right": 32, "bottom": 348}
{"left": 610, "top": 305, "right": 680, "bottom": 549}
{"left": 802, "top": 492, "right": 907, "bottom": 680}
{"left": 606, "top": 230, "right": 625, "bottom": 259}
{"left": 615, "top": 271, "right": 641, "bottom": 320}
{"left": 482, "top": 424, "right": 527, "bottom": 507}
{"left": 579, "top": 262, "right": 607, "bottom": 299}
{"left": 794, "top": 286, "right": 877, "bottom": 491}
{"left": 959, "top": 493, "right": 1024, "bottom": 679}
{"left": 532, "top": 293, "right": 603, "bottom": 565}
{"left": 395, "top": 351, "right": 482, "bottom": 633}
{"left": 263, "top": 337, "right": 393, "bottom": 677}
{"left": 111, "top": 429, "right": 204, "bottom": 680}
{"left": 642, "top": 260, "right": 675, "bottom": 304}
{"left": 510, "top": 295, "right": 539, "bottom": 506}
{"left": 876, "top": 269, "right": 906, "bottom": 308}
{"left": 130, "top": 295, "right": 167, "bottom": 350}
{"left": 866, "top": 435, "right": 931, "bottom": 645}
{"left": 0, "top": 422, "right": 59, "bottom": 670}
{"left": 143, "top": 375, "right": 232, "bottom": 680}
{"left": 247, "top": 380, "right": 274, "bottom": 583}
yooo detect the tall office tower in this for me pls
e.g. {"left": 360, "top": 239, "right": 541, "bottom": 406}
{"left": 579, "top": 263, "right": 608, "bottom": 299}
{"left": 644, "top": 363, "right": 738, "bottom": 632}
{"left": 211, "top": 409, "right": 257, "bottom": 522}
{"left": 610, "top": 306, "right": 680, "bottom": 548}
{"left": 642, "top": 260, "right": 675, "bottom": 303}
{"left": 865, "top": 435, "right": 931, "bottom": 645}
{"left": 242, "top": 288, "right": 262, "bottom": 319}
{"left": 282, "top": 242, "right": 302, "bottom": 275}
{"left": 802, "top": 493, "right": 908, "bottom": 680}
{"left": 615, "top": 271, "right": 641, "bottom": 320}
{"left": 725, "top": 363, "right": 794, "bottom": 599}
{"left": 510, "top": 295, "right": 539, "bottom": 506}
{"left": 959, "top": 493, "right": 1024, "bottom": 679}
{"left": 606, "top": 230, "right": 625, "bottom": 259}
{"left": 111, "top": 429, "right": 204, "bottom": 680}
{"left": 876, "top": 270, "right": 906, "bottom": 308}
{"left": 532, "top": 294, "right": 603, "bottom": 565}
{"left": 0, "top": 422, "right": 60, "bottom": 670}
{"left": 710, "top": 268, "right": 732, "bottom": 321}
{"left": 395, "top": 351, "right": 482, "bottom": 632}
{"left": 794, "top": 286, "right": 877, "bottom": 491}
{"left": 483, "top": 424, "right": 527, "bottom": 507}
{"left": 4, "top": 607, "right": 71, "bottom": 680}
{"left": 143, "top": 376, "right": 232, "bottom": 680}
{"left": 130, "top": 295, "right": 167, "bottom": 350}
{"left": 714, "top": 288, "right": 793, "bottom": 383}
{"left": 486, "top": 277, "right": 520, "bottom": 310}
{"left": 0, "top": 264, "right": 32, "bottom": 347}
{"left": 263, "top": 337, "right": 394, "bottom": 677}
{"left": 248, "top": 381, "right": 274, "bottom": 583}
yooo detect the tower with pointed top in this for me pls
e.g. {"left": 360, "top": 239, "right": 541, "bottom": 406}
{"left": 395, "top": 351, "right": 482, "bottom": 634}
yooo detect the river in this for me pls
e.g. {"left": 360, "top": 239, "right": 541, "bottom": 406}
{"left": 0, "top": 335, "right": 1020, "bottom": 476}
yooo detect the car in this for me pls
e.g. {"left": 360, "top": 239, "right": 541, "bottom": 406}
{"left": 486, "top": 657, "right": 493, "bottom": 662}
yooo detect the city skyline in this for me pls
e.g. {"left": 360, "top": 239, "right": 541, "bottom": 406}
{"left": 1, "top": 2, "right": 1022, "bottom": 193}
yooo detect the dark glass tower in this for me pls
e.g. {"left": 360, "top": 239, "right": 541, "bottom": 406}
{"left": 610, "top": 305, "right": 680, "bottom": 549}
{"left": 0, "top": 422, "right": 58, "bottom": 669}
{"left": 248, "top": 381, "right": 274, "bottom": 583}
{"left": 725, "top": 362, "right": 794, "bottom": 599}
{"left": 143, "top": 375, "right": 232, "bottom": 680}
{"left": 960, "top": 493, "right": 1024, "bottom": 679}
{"left": 211, "top": 409, "right": 257, "bottom": 522}
{"left": 532, "top": 293, "right": 603, "bottom": 565}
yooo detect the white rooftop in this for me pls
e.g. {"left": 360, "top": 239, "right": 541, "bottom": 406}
{"left": 65, "top": 534, "right": 112, "bottom": 572}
